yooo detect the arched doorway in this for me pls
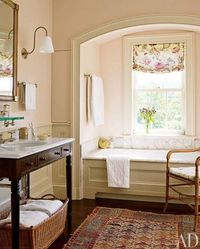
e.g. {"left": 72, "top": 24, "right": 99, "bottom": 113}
{"left": 71, "top": 16, "right": 200, "bottom": 199}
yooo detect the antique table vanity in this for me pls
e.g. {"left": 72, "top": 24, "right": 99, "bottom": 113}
{"left": 0, "top": 137, "right": 74, "bottom": 249}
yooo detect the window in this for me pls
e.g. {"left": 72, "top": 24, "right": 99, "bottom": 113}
{"left": 123, "top": 33, "right": 195, "bottom": 136}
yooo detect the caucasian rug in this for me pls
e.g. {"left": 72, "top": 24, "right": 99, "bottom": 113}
{"left": 64, "top": 207, "right": 200, "bottom": 249}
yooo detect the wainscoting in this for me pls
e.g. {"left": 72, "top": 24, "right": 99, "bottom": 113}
{"left": 28, "top": 124, "right": 53, "bottom": 197}
{"left": 52, "top": 123, "right": 71, "bottom": 199}
{"left": 83, "top": 153, "right": 196, "bottom": 202}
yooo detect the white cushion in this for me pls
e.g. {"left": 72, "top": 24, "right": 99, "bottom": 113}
{"left": 170, "top": 167, "right": 199, "bottom": 180}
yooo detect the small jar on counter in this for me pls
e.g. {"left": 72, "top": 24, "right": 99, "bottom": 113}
{"left": 19, "top": 127, "right": 28, "bottom": 139}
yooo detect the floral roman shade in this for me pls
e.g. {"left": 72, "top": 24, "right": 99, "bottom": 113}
{"left": 132, "top": 42, "right": 184, "bottom": 73}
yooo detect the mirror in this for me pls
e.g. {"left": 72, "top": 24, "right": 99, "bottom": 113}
{"left": 0, "top": 0, "right": 18, "bottom": 101}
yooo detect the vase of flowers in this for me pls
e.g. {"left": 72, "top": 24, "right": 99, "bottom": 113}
{"left": 139, "top": 107, "right": 156, "bottom": 134}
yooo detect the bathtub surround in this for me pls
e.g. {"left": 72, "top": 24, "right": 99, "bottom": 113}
{"left": 83, "top": 148, "right": 200, "bottom": 201}
{"left": 82, "top": 135, "right": 200, "bottom": 153}
{"left": 82, "top": 135, "right": 200, "bottom": 200}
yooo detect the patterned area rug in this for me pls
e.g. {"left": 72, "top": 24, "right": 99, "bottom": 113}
{"left": 64, "top": 207, "right": 200, "bottom": 249}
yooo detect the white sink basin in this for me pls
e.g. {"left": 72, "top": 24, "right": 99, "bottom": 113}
{"left": 1, "top": 140, "right": 46, "bottom": 150}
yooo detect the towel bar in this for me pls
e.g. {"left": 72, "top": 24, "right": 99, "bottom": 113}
{"left": 84, "top": 74, "right": 92, "bottom": 78}
{"left": 18, "top": 82, "right": 38, "bottom": 88}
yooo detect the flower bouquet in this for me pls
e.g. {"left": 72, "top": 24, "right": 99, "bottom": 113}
{"left": 139, "top": 107, "right": 156, "bottom": 134}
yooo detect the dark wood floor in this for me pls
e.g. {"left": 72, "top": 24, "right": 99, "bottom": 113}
{"left": 49, "top": 198, "right": 193, "bottom": 249}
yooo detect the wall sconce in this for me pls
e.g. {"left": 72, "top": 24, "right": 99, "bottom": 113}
{"left": 21, "top": 26, "right": 54, "bottom": 59}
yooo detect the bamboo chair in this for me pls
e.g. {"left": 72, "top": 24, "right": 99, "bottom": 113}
{"left": 163, "top": 147, "right": 200, "bottom": 231}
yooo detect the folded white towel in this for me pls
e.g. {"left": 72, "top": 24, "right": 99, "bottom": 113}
{"left": 21, "top": 199, "right": 63, "bottom": 216}
{"left": 0, "top": 211, "right": 49, "bottom": 228}
{"left": 106, "top": 156, "right": 130, "bottom": 188}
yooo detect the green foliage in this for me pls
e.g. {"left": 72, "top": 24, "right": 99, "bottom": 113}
{"left": 139, "top": 107, "right": 156, "bottom": 125}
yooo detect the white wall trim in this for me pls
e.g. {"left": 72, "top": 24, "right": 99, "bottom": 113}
{"left": 71, "top": 15, "right": 200, "bottom": 199}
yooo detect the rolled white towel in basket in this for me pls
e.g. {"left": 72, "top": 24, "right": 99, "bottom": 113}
{"left": 0, "top": 210, "right": 49, "bottom": 228}
{"left": 21, "top": 199, "right": 63, "bottom": 216}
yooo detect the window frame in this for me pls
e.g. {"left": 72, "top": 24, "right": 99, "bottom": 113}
{"left": 133, "top": 71, "right": 184, "bottom": 134}
{"left": 123, "top": 32, "right": 195, "bottom": 136}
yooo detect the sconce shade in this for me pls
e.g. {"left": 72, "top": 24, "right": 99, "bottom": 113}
{"left": 39, "top": 36, "right": 54, "bottom": 53}
{"left": 21, "top": 26, "right": 54, "bottom": 59}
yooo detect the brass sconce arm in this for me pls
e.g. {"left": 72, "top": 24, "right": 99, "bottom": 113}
{"left": 21, "top": 26, "right": 53, "bottom": 59}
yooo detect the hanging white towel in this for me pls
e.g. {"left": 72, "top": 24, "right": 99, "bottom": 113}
{"left": 25, "top": 83, "right": 36, "bottom": 110}
{"left": 106, "top": 156, "right": 130, "bottom": 188}
{"left": 91, "top": 74, "right": 104, "bottom": 126}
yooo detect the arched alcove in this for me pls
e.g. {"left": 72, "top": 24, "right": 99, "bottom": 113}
{"left": 71, "top": 16, "right": 200, "bottom": 199}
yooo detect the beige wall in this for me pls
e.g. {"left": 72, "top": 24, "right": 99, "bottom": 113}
{"left": 53, "top": 0, "right": 200, "bottom": 50}
{"left": 2, "top": 0, "right": 53, "bottom": 128}
{"left": 80, "top": 42, "right": 102, "bottom": 143}
{"left": 52, "top": 0, "right": 200, "bottom": 133}
{"left": 99, "top": 38, "right": 123, "bottom": 137}
{"left": 8, "top": 0, "right": 53, "bottom": 196}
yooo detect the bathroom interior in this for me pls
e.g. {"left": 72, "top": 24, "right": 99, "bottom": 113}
{"left": 1, "top": 0, "right": 200, "bottom": 248}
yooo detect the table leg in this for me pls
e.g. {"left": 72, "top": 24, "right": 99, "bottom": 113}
{"left": 66, "top": 154, "right": 72, "bottom": 238}
{"left": 11, "top": 180, "right": 20, "bottom": 249}
{"left": 26, "top": 174, "right": 30, "bottom": 198}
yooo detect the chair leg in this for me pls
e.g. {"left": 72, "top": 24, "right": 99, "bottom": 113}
{"left": 194, "top": 180, "right": 199, "bottom": 231}
{"left": 163, "top": 171, "right": 170, "bottom": 213}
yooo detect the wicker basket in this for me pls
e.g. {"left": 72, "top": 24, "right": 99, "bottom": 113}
{"left": 0, "top": 195, "right": 68, "bottom": 249}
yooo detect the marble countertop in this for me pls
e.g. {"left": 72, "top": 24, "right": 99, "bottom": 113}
{"left": 83, "top": 148, "right": 200, "bottom": 164}
{"left": 0, "top": 137, "right": 75, "bottom": 159}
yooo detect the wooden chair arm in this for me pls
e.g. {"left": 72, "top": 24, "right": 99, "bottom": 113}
{"left": 195, "top": 156, "right": 200, "bottom": 167}
{"left": 167, "top": 147, "right": 200, "bottom": 161}
{"left": 166, "top": 147, "right": 200, "bottom": 171}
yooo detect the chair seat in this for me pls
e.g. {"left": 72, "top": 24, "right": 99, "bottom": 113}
{"left": 169, "top": 167, "right": 200, "bottom": 180}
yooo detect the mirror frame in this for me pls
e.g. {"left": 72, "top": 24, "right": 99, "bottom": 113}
{"left": 1, "top": 0, "right": 19, "bottom": 101}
